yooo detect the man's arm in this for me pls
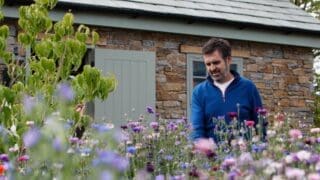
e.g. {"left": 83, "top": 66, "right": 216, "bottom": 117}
{"left": 190, "top": 90, "right": 206, "bottom": 141}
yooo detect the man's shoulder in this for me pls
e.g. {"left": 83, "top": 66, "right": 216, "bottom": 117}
{"left": 193, "top": 80, "right": 209, "bottom": 92}
{"left": 238, "top": 76, "right": 256, "bottom": 87}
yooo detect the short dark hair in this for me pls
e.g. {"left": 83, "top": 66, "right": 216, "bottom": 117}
{"left": 202, "top": 38, "right": 231, "bottom": 59}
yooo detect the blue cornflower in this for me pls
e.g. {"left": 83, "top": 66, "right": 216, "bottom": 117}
{"left": 57, "top": 83, "right": 74, "bottom": 101}
{"left": 127, "top": 146, "right": 136, "bottom": 154}
{"left": 23, "top": 128, "right": 41, "bottom": 148}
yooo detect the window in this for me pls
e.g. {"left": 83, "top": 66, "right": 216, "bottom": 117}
{"left": 187, "top": 54, "right": 243, "bottom": 118}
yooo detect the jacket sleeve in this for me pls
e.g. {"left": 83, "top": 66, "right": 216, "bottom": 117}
{"left": 190, "top": 89, "right": 206, "bottom": 141}
{"left": 251, "top": 84, "right": 263, "bottom": 124}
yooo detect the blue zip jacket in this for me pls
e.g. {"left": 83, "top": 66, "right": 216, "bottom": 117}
{"left": 190, "top": 70, "right": 263, "bottom": 141}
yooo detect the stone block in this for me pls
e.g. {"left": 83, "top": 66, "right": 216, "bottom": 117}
{"left": 163, "top": 101, "right": 181, "bottom": 107}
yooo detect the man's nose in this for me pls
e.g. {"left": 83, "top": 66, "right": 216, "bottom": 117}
{"left": 209, "top": 63, "right": 216, "bottom": 71}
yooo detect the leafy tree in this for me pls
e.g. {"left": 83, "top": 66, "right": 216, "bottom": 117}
{"left": 0, "top": 0, "right": 116, "bottom": 151}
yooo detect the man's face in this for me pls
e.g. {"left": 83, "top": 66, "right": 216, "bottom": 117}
{"left": 203, "top": 50, "right": 231, "bottom": 83}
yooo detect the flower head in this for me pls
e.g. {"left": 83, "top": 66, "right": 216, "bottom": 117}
{"left": 257, "top": 108, "right": 267, "bottom": 116}
{"left": 228, "top": 112, "right": 237, "bottom": 119}
{"left": 146, "top": 106, "right": 154, "bottom": 114}
{"left": 23, "top": 128, "right": 41, "bottom": 148}
{"left": 0, "top": 154, "right": 9, "bottom": 162}
{"left": 289, "top": 129, "right": 302, "bottom": 140}
{"left": 245, "top": 120, "right": 255, "bottom": 128}
{"left": 18, "top": 155, "right": 29, "bottom": 162}
{"left": 57, "top": 83, "right": 74, "bottom": 101}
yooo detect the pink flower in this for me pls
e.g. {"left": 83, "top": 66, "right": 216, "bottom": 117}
{"left": 308, "top": 173, "right": 320, "bottom": 180}
{"left": 289, "top": 129, "right": 302, "bottom": 139}
{"left": 245, "top": 120, "right": 255, "bottom": 127}
{"left": 285, "top": 168, "right": 305, "bottom": 179}
{"left": 194, "top": 138, "right": 216, "bottom": 155}
{"left": 275, "top": 113, "right": 285, "bottom": 122}
{"left": 18, "top": 155, "right": 29, "bottom": 162}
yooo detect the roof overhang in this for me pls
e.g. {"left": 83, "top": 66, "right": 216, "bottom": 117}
{"left": 3, "top": 5, "right": 320, "bottom": 48}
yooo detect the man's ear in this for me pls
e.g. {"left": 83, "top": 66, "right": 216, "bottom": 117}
{"left": 226, "top": 56, "right": 232, "bottom": 65}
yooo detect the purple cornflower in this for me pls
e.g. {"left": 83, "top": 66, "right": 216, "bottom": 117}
{"left": 100, "top": 171, "right": 113, "bottom": 180}
{"left": 94, "top": 150, "right": 129, "bottom": 171}
{"left": 23, "top": 95, "right": 36, "bottom": 114}
{"left": 155, "top": 175, "right": 165, "bottom": 180}
{"left": 57, "top": 83, "right": 74, "bottom": 101}
{"left": 132, "top": 125, "right": 144, "bottom": 133}
{"left": 146, "top": 106, "right": 154, "bottom": 114}
{"left": 146, "top": 162, "right": 155, "bottom": 173}
{"left": 23, "top": 128, "right": 41, "bottom": 148}
{"left": 0, "top": 154, "right": 9, "bottom": 162}
{"left": 150, "top": 121, "right": 159, "bottom": 130}
{"left": 164, "top": 155, "right": 173, "bottom": 161}
{"left": 52, "top": 138, "right": 63, "bottom": 151}
{"left": 69, "top": 137, "right": 79, "bottom": 144}
{"left": 167, "top": 122, "right": 178, "bottom": 131}
{"left": 257, "top": 107, "right": 267, "bottom": 116}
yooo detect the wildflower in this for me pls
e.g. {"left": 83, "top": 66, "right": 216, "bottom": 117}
{"left": 275, "top": 113, "right": 285, "bottom": 122}
{"left": 23, "top": 95, "right": 36, "bottom": 114}
{"left": 9, "top": 144, "right": 19, "bottom": 152}
{"left": 167, "top": 122, "right": 178, "bottom": 131}
{"left": 0, "top": 164, "right": 5, "bottom": 176}
{"left": 228, "top": 112, "right": 237, "bottom": 119}
{"left": 127, "top": 146, "right": 136, "bottom": 154}
{"left": 69, "top": 137, "right": 79, "bottom": 144}
{"left": 57, "top": 83, "right": 74, "bottom": 101}
{"left": 308, "top": 173, "right": 320, "bottom": 180}
{"left": 245, "top": 120, "right": 255, "bottom": 127}
{"left": 285, "top": 168, "right": 305, "bottom": 179}
{"left": 289, "top": 129, "right": 302, "bottom": 140}
{"left": 150, "top": 121, "right": 159, "bottom": 130}
{"left": 146, "top": 162, "right": 154, "bottom": 173}
{"left": 0, "top": 154, "right": 9, "bottom": 162}
{"left": 100, "top": 170, "right": 113, "bottom": 180}
{"left": 221, "top": 157, "right": 236, "bottom": 170}
{"left": 296, "top": 150, "right": 311, "bottom": 161}
{"left": 94, "top": 151, "right": 129, "bottom": 171}
{"left": 238, "top": 152, "right": 253, "bottom": 166}
{"left": 180, "top": 162, "right": 189, "bottom": 169}
{"left": 257, "top": 108, "right": 267, "bottom": 116}
{"left": 120, "top": 125, "right": 128, "bottom": 130}
{"left": 132, "top": 125, "right": 144, "bottom": 133}
{"left": 18, "top": 155, "right": 29, "bottom": 162}
{"left": 188, "top": 167, "right": 199, "bottom": 177}
{"left": 146, "top": 106, "right": 154, "bottom": 114}
{"left": 164, "top": 155, "right": 173, "bottom": 161}
{"left": 23, "top": 128, "right": 41, "bottom": 148}
{"left": 311, "top": 128, "right": 320, "bottom": 133}
{"left": 155, "top": 175, "right": 165, "bottom": 180}
{"left": 267, "top": 130, "right": 276, "bottom": 137}
{"left": 79, "top": 148, "right": 92, "bottom": 157}
{"left": 26, "top": 121, "right": 34, "bottom": 127}
{"left": 194, "top": 138, "right": 216, "bottom": 155}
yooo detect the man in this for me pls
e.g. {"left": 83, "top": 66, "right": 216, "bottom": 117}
{"left": 190, "top": 38, "right": 263, "bottom": 141}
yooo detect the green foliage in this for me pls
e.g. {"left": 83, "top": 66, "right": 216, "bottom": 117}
{"left": 0, "top": 0, "right": 116, "bottom": 150}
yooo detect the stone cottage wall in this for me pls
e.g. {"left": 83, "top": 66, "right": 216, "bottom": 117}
{"left": 1, "top": 20, "right": 315, "bottom": 125}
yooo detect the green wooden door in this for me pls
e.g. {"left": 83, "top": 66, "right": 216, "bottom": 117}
{"left": 94, "top": 48, "right": 155, "bottom": 127}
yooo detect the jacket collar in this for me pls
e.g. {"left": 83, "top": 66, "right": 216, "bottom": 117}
{"left": 206, "top": 70, "right": 241, "bottom": 84}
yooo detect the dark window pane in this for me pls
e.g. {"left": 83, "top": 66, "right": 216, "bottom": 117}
{"left": 193, "top": 61, "right": 206, "bottom": 76}
{"left": 193, "top": 77, "right": 206, "bottom": 87}
{"left": 230, "top": 64, "right": 238, "bottom": 72}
